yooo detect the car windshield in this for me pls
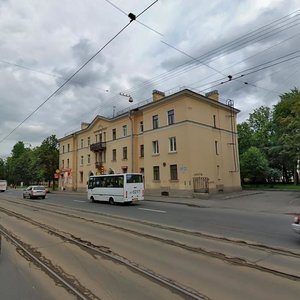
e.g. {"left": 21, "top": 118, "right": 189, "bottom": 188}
{"left": 33, "top": 186, "right": 45, "bottom": 190}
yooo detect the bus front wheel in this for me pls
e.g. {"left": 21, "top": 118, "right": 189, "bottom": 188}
{"left": 109, "top": 197, "right": 114, "bottom": 205}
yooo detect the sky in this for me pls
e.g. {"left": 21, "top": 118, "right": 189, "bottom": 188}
{"left": 0, "top": 0, "right": 299, "bottom": 158}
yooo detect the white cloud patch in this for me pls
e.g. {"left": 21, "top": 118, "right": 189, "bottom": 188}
{"left": 0, "top": 0, "right": 299, "bottom": 157}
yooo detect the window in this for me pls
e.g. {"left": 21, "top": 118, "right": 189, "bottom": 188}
{"left": 123, "top": 147, "right": 127, "bottom": 160}
{"left": 112, "top": 149, "right": 116, "bottom": 161}
{"left": 123, "top": 125, "right": 127, "bottom": 137}
{"left": 152, "top": 115, "right": 159, "bottom": 129}
{"left": 80, "top": 139, "right": 84, "bottom": 148}
{"left": 87, "top": 154, "right": 91, "bottom": 164}
{"left": 140, "top": 121, "right": 144, "bottom": 133}
{"left": 170, "top": 164, "right": 178, "bottom": 180}
{"left": 67, "top": 159, "right": 69, "bottom": 168}
{"left": 80, "top": 171, "right": 83, "bottom": 183}
{"left": 87, "top": 137, "right": 90, "bottom": 146}
{"left": 62, "top": 145, "right": 65, "bottom": 154}
{"left": 167, "top": 109, "right": 175, "bottom": 125}
{"left": 152, "top": 140, "right": 159, "bottom": 154}
{"left": 140, "top": 144, "right": 144, "bottom": 158}
{"left": 215, "top": 141, "right": 219, "bottom": 155}
{"left": 80, "top": 156, "right": 84, "bottom": 165}
{"left": 112, "top": 128, "right": 116, "bottom": 140}
{"left": 67, "top": 144, "right": 70, "bottom": 152}
{"left": 153, "top": 166, "right": 160, "bottom": 180}
{"left": 126, "top": 174, "right": 143, "bottom": 183}
{"left": 213, "top": 115, "right": 216, "bottom": 128}
{"left": 62, "top": 160, "right": 64, "bottom": 168}
{"left": 169, "top": 137, "right": 177, "bottom": 152}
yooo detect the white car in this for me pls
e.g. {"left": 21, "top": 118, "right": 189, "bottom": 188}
{"left": 23, "top": 185, "right": 46, "bottom": 199}
{"left": 292, "top": 215, "right": 300, "bottom": 234}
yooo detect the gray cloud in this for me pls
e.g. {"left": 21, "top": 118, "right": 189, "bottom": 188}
{"left": 0, "top": 0, "right": 299, "bottom": 157}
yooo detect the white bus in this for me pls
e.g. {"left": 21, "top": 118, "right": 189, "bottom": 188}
{"left": 88, "top": 173, "right": 144, "bottom": 204}
{"left": 0, "top": 180, "right": 7, "bottom": 192}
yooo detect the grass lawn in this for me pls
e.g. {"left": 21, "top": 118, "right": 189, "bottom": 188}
{"left": 242, "top": 183, "right": 300, "bottom": 190}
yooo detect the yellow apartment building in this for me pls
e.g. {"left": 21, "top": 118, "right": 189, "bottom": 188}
{"left": 58, "top": 89, "right": 241, "bottom": 196}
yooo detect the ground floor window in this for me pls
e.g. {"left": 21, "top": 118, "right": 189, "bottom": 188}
{"left": 153, "top": 166, "right": 160, "bottom": 180}
{"left": 170, "top": 164, "right": 178, "bottom": 180}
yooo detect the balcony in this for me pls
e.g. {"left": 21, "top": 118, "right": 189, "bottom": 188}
{"left": 95, "top": 161, "right": 103, "bottom": 169}
{"left": 90, "top": 142, "right": 106, "bottom": 152}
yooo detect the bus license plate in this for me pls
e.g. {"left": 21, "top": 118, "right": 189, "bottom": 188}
{"left": 132, "top": 198, "right": 138, "bottom": 202}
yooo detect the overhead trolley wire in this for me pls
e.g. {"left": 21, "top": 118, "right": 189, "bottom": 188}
{"left": 119, "top": 10, "right": 300, "bottom": 95}
{"left": 0, "top": 0, "right": 158, "bottom": 144}
{"left": 103, "top": 0, "right": 163, "bottom": 36}
{"left": 196, "top": 51, "right": 300, "bottom": 93}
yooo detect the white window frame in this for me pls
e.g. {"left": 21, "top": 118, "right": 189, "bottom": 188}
{"left": 169, "top": 137, "right": 177, "bottom": 152}
{"left": 123, "top": 125, "right": 127, "bottom": 137}
{"left": 167, "top": 109, "right": 175, "bottom": 125}
{"left": 152, "top": 115, "right": 159, "bottom": 129}
{"left": 152, "top": 140, "right": 159, "bottom": 154}
{"left": 123, "top": 147, "right": 128, "bottom": 160}
{"left": 140, "top": 121, "right": 144, "bottom": 133}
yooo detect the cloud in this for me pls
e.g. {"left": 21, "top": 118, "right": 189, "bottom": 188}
{"left": 0, "top": 0, "right": 299, "bottom": 157}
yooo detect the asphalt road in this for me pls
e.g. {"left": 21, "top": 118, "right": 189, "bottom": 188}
{"left": 1, "top": 189, "right": 300, "bottom": 300}
{"left": 2, "top": 189, "right": 300, "bottom": 252}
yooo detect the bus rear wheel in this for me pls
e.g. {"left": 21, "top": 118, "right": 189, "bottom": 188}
{"left": 109, "top": 197, "right": 114, "bottom": 205}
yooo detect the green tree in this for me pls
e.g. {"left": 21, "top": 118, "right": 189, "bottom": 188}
{"left": 36, "top": 135, "right": 59, "bottom": 188}
{"left": 240, "top": 147, "right": 269, "bottom": 183}
{"left": 248, "top": 106, "right": 275, "bottom": 151}
{"left": 273, "top": 88, "right": 300, "bottom": 183}
{"left": 237, "top": 122, "right": 254, "bottom": 155}
{"left": 14, "top": 149, "right": 37, "bottom": 185}
{"left": 0, "top": 158, "right": 5, "bottom": 178}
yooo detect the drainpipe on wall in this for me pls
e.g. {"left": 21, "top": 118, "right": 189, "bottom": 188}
{"left": 129, "top": 110, "right": 134, "bottom": 172}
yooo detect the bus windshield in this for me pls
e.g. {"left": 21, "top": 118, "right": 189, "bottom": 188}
{"left": 126, "top": 174, "right": 143, "bottom": 183}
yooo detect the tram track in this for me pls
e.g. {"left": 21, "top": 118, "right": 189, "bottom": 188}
{"left": 2, "top": 197, "right": 300, "bottom": 259}
{"left": 0, "top": 196, "right": 300, "bottom": 299}
{"left": 0, "top": 198, "right": 300, "bottom": 283}
{"left": 0, "top": 206, "right": 209, "bottom": 300}
{"left": 0, "top": 225, "right": 97, "bottom": 300}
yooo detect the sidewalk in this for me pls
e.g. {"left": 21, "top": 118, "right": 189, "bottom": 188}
{"left": 144, "top": 190, "right": 300, "bottom": 214}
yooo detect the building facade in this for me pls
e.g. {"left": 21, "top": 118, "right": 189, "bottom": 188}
{"left": 58, "top": 89, "right": 241, "bottom": 196}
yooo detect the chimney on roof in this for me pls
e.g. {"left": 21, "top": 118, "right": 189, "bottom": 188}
{"left": 152, "top": 89, "right": 165, "bottom": 102}
{"left": 205, "top": 90, "right": 219, "bottom": 101}
{"left": 81, "top": 122, "right": 89, "bottom": 130}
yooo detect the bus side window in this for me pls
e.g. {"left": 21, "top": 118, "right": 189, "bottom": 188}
{"left": 100, "top": 179, "right": 103, "bottom": 187}
{"left": 107, "top": 177, "right": 113, "bottom": 187}
{"left": 118, "top": 176, "right": 123, "bottom": 187}
{"left": 95, "top": 178, "right": 101, "bottom": 188}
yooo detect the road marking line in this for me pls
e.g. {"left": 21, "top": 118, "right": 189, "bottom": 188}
{"left": 73, "top": 200, "right": 87, "bottom": 203}
{"left": 138, "top": 208, "right": 166, "bottom": 213}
